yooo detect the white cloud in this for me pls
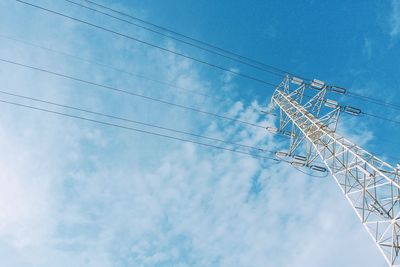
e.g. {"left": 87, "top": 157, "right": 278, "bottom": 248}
{"left": 0, "top": 1, "right": 388, "bottom": 267}
{"left": 221, "top": 67, "right": 240, "bottom": 84}
{"left": 263, "top": 25, "right": 277, "bottom": 39}
{"left": 363, "top": 38, "right": 373, "bottom": 60}
{"left": 390, "top": 0, "right": 400, "bottom": 38}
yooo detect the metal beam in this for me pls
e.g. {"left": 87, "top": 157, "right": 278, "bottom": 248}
{"left": 271, "top": 76, "right": 400, "bottom": 266}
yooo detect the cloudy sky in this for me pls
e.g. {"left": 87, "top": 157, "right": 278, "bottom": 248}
{"left": 0, "top": 0, "right": 399, "bottom": 266}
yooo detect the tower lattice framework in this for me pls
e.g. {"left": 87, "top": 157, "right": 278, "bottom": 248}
{"left": 271, "top": 76, "right": 400, "bottom": 266}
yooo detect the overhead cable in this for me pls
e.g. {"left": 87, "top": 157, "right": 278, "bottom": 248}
{"left": 0, "top": 34, "right": 278, "bottom": 117}
{"left": 2, "top": 57, "right": 398, "bottom": 134}
{"left": 0, "top": 89, "right": 274, "bottom": 153}
{"left": 0, "top": 97, "right": 285, "bottom": 163}
{"left": 15, "top": 0, "right": 279, "bottom": 87}
{"left": 0, "top": 34, "right": 211, "bottom": 99}
{"left": 69, "top": 0, "right": 400, "bottom": 113}
{"left": 16, "top": 0, "right": 400, "bottom": 113}
{"left": 64, "top": 0, "right": 288, "bottom": 78}
{"left": 78, "top": 0, "right": 293, "bottom": 76}
{"left": 362, "top": 111, "right": 400, "bottom": 125}
{"left": 347, "top": 91, "right": 400, "bottom": 112}
{"left": 0, "top": 58, "right": 271, "bottom": 129}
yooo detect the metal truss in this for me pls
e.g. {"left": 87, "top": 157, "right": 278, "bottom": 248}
{"left": 271, "top": 76, "right": 400, "bottom": 266}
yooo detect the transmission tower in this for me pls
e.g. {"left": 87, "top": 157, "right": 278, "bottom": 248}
{"left": 269, "top": 75, "right": 400, "bottom": 266}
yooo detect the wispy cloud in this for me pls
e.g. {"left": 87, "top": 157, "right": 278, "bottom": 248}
{"left": 263, "top": 25, "right": 277, "bottom": 39}
{"left": 363, "top": 38, "right": 373, "bottom": 60}
{"left": 0, "top": 1, "right": 388, "bottom": 267}
{"left": 390, "top": 0, "right": 400, "bottom": 38}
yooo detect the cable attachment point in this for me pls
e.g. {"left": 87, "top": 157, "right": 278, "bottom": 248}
{"left": 310, "top": 79, "right": 325, "bottom": 90}
{"left": 344, "top": 106, "right": 362, "bottom": 116}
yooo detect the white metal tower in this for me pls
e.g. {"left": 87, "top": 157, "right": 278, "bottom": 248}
{"left": 270, "top": 76, "right": 400, "bottom": 266}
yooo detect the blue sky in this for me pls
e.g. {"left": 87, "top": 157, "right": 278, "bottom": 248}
{"left": 0, "top": 0, "right": 399, "bottom": 266}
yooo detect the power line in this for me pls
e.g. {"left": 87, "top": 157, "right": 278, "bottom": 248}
{"left": 15, "top": 0, "right": 279, "bottom": 87}
{"left": 300, "top": 88, "right": 400, "bottom": 127}
{"left": 13, "top": 0, "right": 400, "bottom": 125}
{"left": 0, "top": 34, "right": 212, "bottom": 99}
{"left": 15, "top": 0, "right": 400, "bottom": 115}
{"left": 362, "top": 111, "right": 400, "bottom": 125}
{"left": 0, "top": 58, "right": 272, "bottom": 129}
{"left": 0, "top": 97, "right": 285, "bottom": 163}
{"left": 292, "top": 165, "right": 329, "bottom": 178}
{"left": 64, "top": 0, "right": 288, "bottom": 78}
{"left": 2, "top": 57, "right": 398, "bottom": 136}
{"left": 0, "top": 89, "right": 274, "bottom": 153}
{"left": 0, "top": 34, "right": 277, "bottom": 117}
{"left": 66, "top": 0, "right": 400, "bottom": 114}
{"left": 79, "top": 0, "right": 294, "bottom": 77}
{"left": 347, "top": 91, "right": 400, "bottom": 112}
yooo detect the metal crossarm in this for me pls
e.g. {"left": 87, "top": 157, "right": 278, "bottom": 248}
{"left": 271, "top": 76, "right": 400, "bottom": 266}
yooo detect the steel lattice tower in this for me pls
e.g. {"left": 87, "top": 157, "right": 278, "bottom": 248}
{"left": 270, "top": 76, "right": 400, "bottom": 266}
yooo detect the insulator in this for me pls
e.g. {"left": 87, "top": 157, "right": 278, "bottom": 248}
{"left": 310, "top": 165, "right": 327, "bottom": 173}
{"left": 310, "top": 79, "right": 325, "bottom": 89}
{"left": 331, "top": 85, "right": 346, "bottom": 94}
{"left": 293, "top": 154, "right": 307, "bottom": 162}
{"left": 324, "top": 99, "right": 339, "bottom": 109}
{"left": 276, "top": 151, "right": 289, "bottom": 158}
{"left": 266, "top": 126, "right": 278, "bottom": 134}
{"left": 282, "top": 130, "right": 297, "bottom": 138}
{"left": 272, "top": 77, "right": 400, "bottom": 261}
{"left": 261, "top": 110, "right": 276, "bottom": 116}
{"left": 344, "top": 106, "right": 361, "bottom": 116}
{"left": 291, "top": 76, "right": 304, "bottom": 85}
{"left": 291, "top": 161, "right": 305, "bottom": 167}
{"left": 283, "top": 130, "right": 293, "bottom": 137}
